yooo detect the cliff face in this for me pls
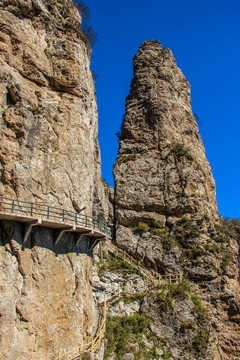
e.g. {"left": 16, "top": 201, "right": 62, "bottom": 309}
{"left": 114, "top": 40, "right": 217, "bottom": 228}
{"left": 0, "top": 1, "right": 107, "bottom": 359}
{"left": 0, "top": 0, "right": 106, "bottom": 218}
{"left": 0, "top": 223, "right": 97, "bottom": 360}
{"left": 113, "top": 41, "right": 240, "bottom": 359}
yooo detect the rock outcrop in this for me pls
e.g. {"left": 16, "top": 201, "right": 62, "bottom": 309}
{"left": 0, "top": 1, "right": 108, "bottom": 359}
{"left": 0, "top": 0, "right": 106, "bottom": 218}
{"left": 114, "top": 40, "right": 217, "bottom": 229}
{"left": 113, "top": 40, "right": 240, "bottom": 359}
{"left": 0, "top": 222, "right": 97, "bottom": 360}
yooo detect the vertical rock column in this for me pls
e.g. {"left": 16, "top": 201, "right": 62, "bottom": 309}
{"left": 114, "top": 40, "right": 218, "bottom": 258}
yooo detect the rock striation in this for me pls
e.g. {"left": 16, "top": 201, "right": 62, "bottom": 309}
{"left": 113, "top": 40, "right": 240, "bottom": 359}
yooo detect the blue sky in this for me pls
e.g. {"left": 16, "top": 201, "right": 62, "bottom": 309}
{"left": 82, "top": 0, "right": 240, "bottom": 219}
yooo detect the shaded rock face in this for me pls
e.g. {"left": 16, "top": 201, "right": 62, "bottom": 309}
{"left": 113, "top": 41, "right": 240, "bottom": 359}
{"left": 0, "top": 0, "right": 106, "bottom": 218}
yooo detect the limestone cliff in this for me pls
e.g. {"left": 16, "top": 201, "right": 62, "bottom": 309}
{"left": 0, "top": 0, "right": 106, "bottom": 218}
{"left": 0, "top": 1, "right": 108, "bottom": 359}
{"left": 113, "top": 40, "right": 240, "bottom": 359}
{"left": 0, "top": 223, "right": 97, "bottom": 360}
{"left": 114, "top": 40, "right": 217, "bottom": 228}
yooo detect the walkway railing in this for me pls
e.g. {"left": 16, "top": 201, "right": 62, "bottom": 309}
{"left": 0, "top": 196, "right": 111, "bottom": 238}
{"left": 106, "top": 240, "right": 183, "bottom": 284}
{"left": 54, "top": 241, "right": 183, "bottom": 360}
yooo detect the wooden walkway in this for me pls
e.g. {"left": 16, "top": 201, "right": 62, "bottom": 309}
{"left": 0, "top": 196, "right": 111, "bottom": 245}
{"left": 55, "top": 242, "right": 183, "bottom": 360}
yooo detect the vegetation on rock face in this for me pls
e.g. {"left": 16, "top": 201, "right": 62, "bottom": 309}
{"left": 116, "top": 154, "right": 137, "bottom": 164}
{"left": 174, "top": 217, "right": 200, "bottom": 242}
{"left": 132, "top": 221, "right": 150, "bottom": 233}
{"left": 74, "top": 1, "right": 97, "bottom": 48}
{"left": 104, "top": 313, "right": 171, "bottom": 360}
{"left": 98, "top": 252, "right": 143, "bottom": 278}
{"left": 52, "top": 0, "right": 97, "bottom": 50}
{"left": 101, "top": 176, "right": 109, "bottom": 187}
{"left": 156, "top": 279, "right": 191, "bottom": 311}
{"left": 170, "top": 143, "right": 194, "bottom": 161}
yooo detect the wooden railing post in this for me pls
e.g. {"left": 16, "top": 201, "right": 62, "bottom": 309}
{"left": 104, "top": 294, "right": 107, "bottom": 324}
{"left": 123, "top": 250, "right": 125, "bottom": 261}
{"left": 130, "top": 281, "right": 132, "bottom": 296}
{"left": 62, "top": 209, "right": 65, "bottom": 222}
{"left": 47, "top": 205, "right": 50, "bottom": 219}
{"left": 99, "top": 331, "right": 101, "bottom": 349}
{"left": 169, "top": 274, "right": 172, "bottom": 284}
{"left": 118, "top": 284, "right": 121, "bottom": 299}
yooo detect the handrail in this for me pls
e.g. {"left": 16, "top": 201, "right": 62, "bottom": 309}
{"left": 54, "top": 241, "right": 183, "bottom": 359}
{"left": 0, "top": 196, "right": 111, "bottom": 238}
{"left": 106, "top": 240, "right": 183, "bottom": 283}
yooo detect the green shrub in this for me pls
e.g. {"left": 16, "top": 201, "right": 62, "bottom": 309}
{"left": 123, "top": 292, "right": 146, "bottom": 304}
{"left": 174, "top": 217, "right": 200, "bottom": 242}
{"left": 104, "top": 313, "right": 171, "bottom": 360}
{"left": 180, "top": 321, "right": 196, "bottom": 332}
{"left": 170, "top": 279, "right": 191, "bottom": 298}
{"left": 132, "top": 221, "right": 150, "bottom": 234}
{"left": 170, "top": 143, "right": 194, "bottom": 161}
{"left": 157, "top": 290, "right": 173, "bottom": 311}
{"left": 104, "top": 314, "right": 150, "bottom": 360}
{"left": 214, "top": 222, "right": 236, "bottom": 243}
{"left": 116, "top": 154, "right": 136, "bottom": 165}
{"left": 182, "top": 247, "right": 206, "bottom": 260}
{"left": 156, "top": 281, "right": 190, "bottom": 311}
{"left": 31, "top": 106, "right": 41, "bottom": 115}
{"left": 101, "top": 176, "right": 109, "bottom": 186}
{"left": 193, "top": 329, "right": 209, "bottom": 353}
{"left": 220, "top": 252, "right": 233, "bottom": 273}
{"left": 190, "top": 292, "right": 209, "bottom": 324}
{"left": 99, "top": 253, "right": 142, "bottom": 278}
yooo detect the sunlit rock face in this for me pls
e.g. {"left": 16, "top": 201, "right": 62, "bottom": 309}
{"left": 113, "top": 40, "right": 240, "bottom": 359}
{"left": 114, "top": 40, "right": 218, "bottom": 228}
{"left": 0, "top": 1, "right": 107, "bottom": 359}
{"left": 113, "top": 39, "right": 220, "bottom": 271}
{"left": 0, "top": 0, "right": 106, "bottom": 218}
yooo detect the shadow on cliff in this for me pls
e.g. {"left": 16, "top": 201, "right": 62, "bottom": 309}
{"left": 0, "top": 220, "right": 93, "bottom": 256}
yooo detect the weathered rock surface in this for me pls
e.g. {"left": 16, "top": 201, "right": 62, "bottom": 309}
{"left": 0, "top": 1, "right": 109, "bottom": 359}
{"left": 0, "top": 222, "right": 97, "bottom": 360}
{"left": 0, "top": 0, "right": 107, "bottom": 219}
{"left": 113, "top": 40, "right": 240, "bottom": 359}
{"left": 114, "top": 40, "right": 218, "bottom": 225}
